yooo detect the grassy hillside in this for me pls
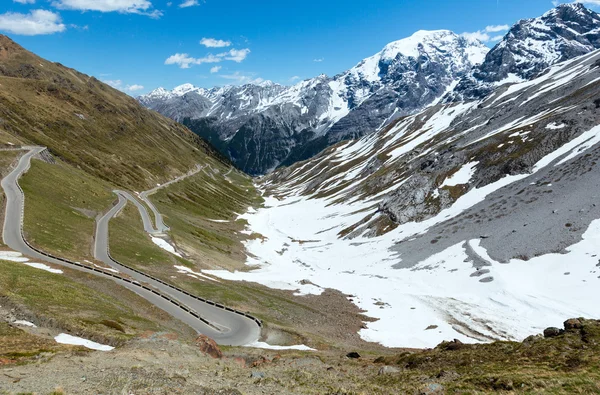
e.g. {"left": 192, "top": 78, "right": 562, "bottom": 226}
{"left": 0, "top": 34, "right": 227, "bottom": 190}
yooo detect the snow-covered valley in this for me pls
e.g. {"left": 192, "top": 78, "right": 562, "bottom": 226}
{"left": 206, "top": 46, "right": 600, "bottom": 348}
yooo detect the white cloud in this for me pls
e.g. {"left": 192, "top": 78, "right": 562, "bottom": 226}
{"left": 462, "top": 24, "right": 510, "bottom": 43}
{"left": 179, "top": 0, "right": 199, "bottom": 7}
{"left": 103, "top": 79, "right": 144, "bottom": 93}
{"left": 52, "top": 0, "right": 162, "bottom": 17}
{"left": 485, "top": 24, "right": 510, "bottom": 33}
{"left": 13, "top": 0, "right": 36, "bottom": 4}
{"left": 224, "top": 48, "right": 250, "bottom": 62}
{"left": 210, "top": 65, "right": 222, "bottom": 73}
{"left": 103, "top": 79, "right": 123, "bottom": 89}
{"left": 165, "top": 48, "right": 250, "bottom": 69}
{"left": 125, "top": 84, "right": 144, "bottom": 92}
{"left": 313, "top": 58, "right": 324, "bottom": 62}
{"left": 200, "top": 37, "right": 231, "bottom": 48}
{"left": 0, "top": 9, "right": 66, "bottom": 36}
{"left": 289, "top": 76, "right": 301, "bottom": 82}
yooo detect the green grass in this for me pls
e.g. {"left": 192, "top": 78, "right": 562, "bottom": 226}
{"left": 0, "top": 321, "right": 57, "bottom": 361}
{"left": 150, "top": 163, "right": 263, "bottom": 270}
{"left": 0, "top": 258, "right": 189, "bottom": 346}
{"left": 109, "top": 202, "right": 186, "bottom": 277}
{"left": 20, "top": 159, "right": 115, "bottom": 261}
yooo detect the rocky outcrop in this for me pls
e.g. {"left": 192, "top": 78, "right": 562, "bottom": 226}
{"left": 195, "top": 335, "right": 223, "bottom": 359}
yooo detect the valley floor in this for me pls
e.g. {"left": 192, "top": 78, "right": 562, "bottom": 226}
{"left": 206, "top": 124, "right": 600, "bottom": 349}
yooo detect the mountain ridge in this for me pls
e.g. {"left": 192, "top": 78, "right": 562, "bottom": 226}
{"left": 140, "top": 30, "right": 488, "bottom": 175}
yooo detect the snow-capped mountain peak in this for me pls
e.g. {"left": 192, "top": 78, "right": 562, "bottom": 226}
{"left": 139, "top": 29, "right": 494, "bottom": 175}
{"left": 171, "top": 83, "right": 198, "bottom": 96}
{"left": 448, "top": 2, "right": 600, "bottom": 101}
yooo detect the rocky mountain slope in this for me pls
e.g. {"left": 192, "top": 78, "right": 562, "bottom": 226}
{"left": 448, "top": 3, "right": 600, "bottom": 101}
{"left": 208, "top": 43, "right": 600, "bottom": 348}
{"left": 142, "top": 3, "right": 600, "bottom": 176}
{"left": 0, "top": 35, "right": 227, "bottom": 189}
{"left": 140, "top": 31, "right": 488, "bottom": 174}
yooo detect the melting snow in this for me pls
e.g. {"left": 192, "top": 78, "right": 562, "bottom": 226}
{"left": 13, "top": 320, "right": 36, "bottom": 327}
{"left": 245, "top": 341, "right": 315, "bottom": 351}
{"left": 175, "top": 265, "right": 220, "bottom": 282}
{"left": 441, "top": 162, "right": 479, "bottom": 187}
{"left": 151, "top": 237, "right": 182, "bottom": 257}
{"left": 22, "top": 262, "right": 63, "bottom": 274}
{"left": 54, "top": 334, "right": 114, "bottom": 351}
{"left": 207, "top": 122, "right": 600, "bottom": 348}
{"left": 0, "top": 251, "right": 30, "bottom": 262}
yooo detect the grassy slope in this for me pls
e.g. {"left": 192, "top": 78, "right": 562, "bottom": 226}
{"left": 151, "top": 162, "right": 262, "bottom": 270}
{"left": 0, "top": 154, "right": 194, "bottom": 363}
{"left": 20, "top": 159, "right": 115, "bottom": 261}
{"left": 0, "top": 34, "right": 226, "bottom": 190}
{"left": 0, "top": 259, "right": 191, "bottom": 345}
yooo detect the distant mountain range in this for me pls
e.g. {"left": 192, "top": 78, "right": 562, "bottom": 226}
{"left": 140, "top": 3, "right": 600, "bottom": 175}
{"left": 140, "top": 30, "right": 487, "bottom": 174}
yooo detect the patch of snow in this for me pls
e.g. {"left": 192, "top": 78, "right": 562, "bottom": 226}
{"left": 151, "top": 237, "right": 182, "bottom": 257}
{"left": 546, "top": 122, "right": 566, "bottom": 130}
{"left": 174, "top": 265, "right": 220, "bottom": 283}
{"left": 13, "top": 320, "right": 36, "bottom": 327}
{"left": 54, "top": 334, "right": 114, "bottom": 351}
{"left": 441, "top": 162, "right": 479, "bottom": 187}
{"left": 0, "top": 251, "right": 29, "bottom": 262}
{"left": 22, "top": 262, "right": 63, "bottom": 274}
{"left": 245, "top": 341, "right": 315, "bottom": 351}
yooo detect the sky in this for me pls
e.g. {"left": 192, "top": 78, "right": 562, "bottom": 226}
{"left": 1, "top": 0, "right": 599, "bottom": 95}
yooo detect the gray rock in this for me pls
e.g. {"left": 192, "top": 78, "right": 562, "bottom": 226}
{"left": 543, "top": 327, "right": 563, "bottom": 338}
{"left": 250, "top": 371, "right": 265, "bottom": 379}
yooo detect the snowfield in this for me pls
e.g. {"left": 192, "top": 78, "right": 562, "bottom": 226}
{"left": 206, "top": 120, "right": 600, "bottom": 348}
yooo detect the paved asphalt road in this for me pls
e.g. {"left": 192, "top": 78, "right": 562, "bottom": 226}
{"left": 137, "top": 165, "right": 204, "bottom": 233}
{"left": 2, "top": 147, "right": 260, "bottom": 346}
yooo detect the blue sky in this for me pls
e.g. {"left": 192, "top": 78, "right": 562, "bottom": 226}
{"left": 0, "top": 0, "right": 598, "bottom": 95}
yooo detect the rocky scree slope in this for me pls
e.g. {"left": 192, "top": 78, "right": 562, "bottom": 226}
{"left": 140, "top": 31, "right": 488, "bottom": 175}
{"left": 447, "top": 3, "right": 600, "bottom": 101}
{"left": 0, "top": 35, "right": 228, "bottom": 190}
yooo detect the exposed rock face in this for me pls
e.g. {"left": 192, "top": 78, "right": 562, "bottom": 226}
{"left": 140, "top": 31, "right": 487, "bottom": 175}
{"left": 195, "top": 335, "right": 223, "bottom": 359}
{"left": 448, "top": 3, "right": 600, "bottom": 101}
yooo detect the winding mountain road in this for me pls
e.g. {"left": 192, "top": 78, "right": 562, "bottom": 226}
{"left": 1, "top": 147, "right": 260, "bottom": 346}
{"left": 137, "top": 165, "right": 204, "bottom": 233}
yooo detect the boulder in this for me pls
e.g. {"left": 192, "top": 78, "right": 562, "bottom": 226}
{"left": 436, "top": 339, "right": 464, "bottom": 351}
{"left": 195, "top": 335, "right": 223, "bottom": 359}
{"left": 564, "top": 318, "right": 584, "bottom": 331}
{"left": 543, "top": 327, "right": 563, "bottom": 338}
